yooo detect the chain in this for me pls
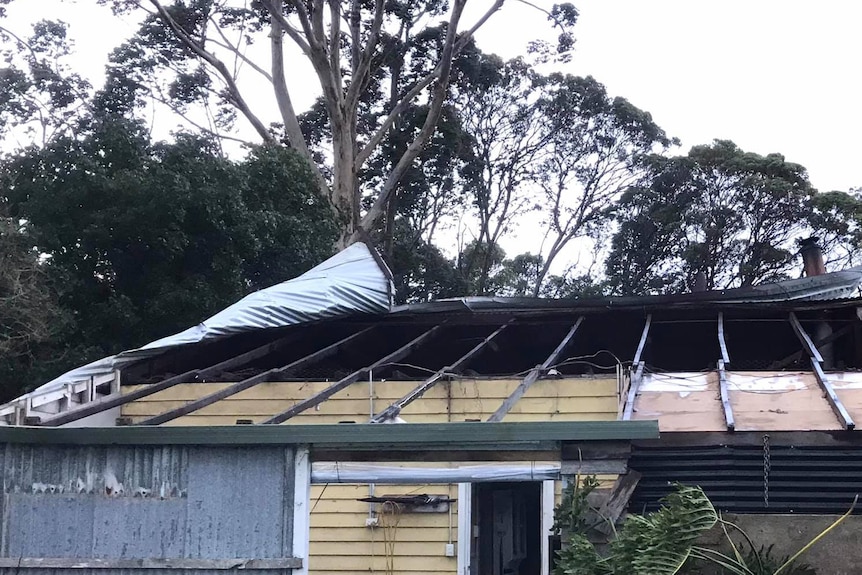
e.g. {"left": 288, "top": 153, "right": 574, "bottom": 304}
{"left": 762, "top": 434, "right": 771, "bottom": 508}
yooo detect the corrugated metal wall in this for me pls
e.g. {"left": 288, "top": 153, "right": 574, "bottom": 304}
{"left": 0, "top": 444, "right": 299, "bottom": 575}
{"left": 629, "top": 444, "right": 862, "bottom": 514}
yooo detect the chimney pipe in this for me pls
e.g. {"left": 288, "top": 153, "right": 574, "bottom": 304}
{"left": 799, "top": 236, "right": 826, "bottom": 277}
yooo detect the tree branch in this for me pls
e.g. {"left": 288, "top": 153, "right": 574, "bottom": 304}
{"left": 354, "top": 0, "right": 504, "bottom": 171}
{"left": 354, "top": 71, "right": 438, "bottom": 168}
{"left": 358, "top": 0, "right": 473, "bottom": 235}
{"left": 345, "top": 0, "right": 384, "bottom": 115}
{"left": 269, "top": 12, "right": 331, "bottom": 195}
{"left": 207, "top": 16, "right": 272, "bottom": 81}
{"left": 148, "top": 0, "right": 275, "bottom": 143}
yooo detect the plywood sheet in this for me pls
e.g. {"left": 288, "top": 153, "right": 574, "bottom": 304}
{"left": 824, "top": 371, "right": 862, "bottom": 424}
{"left": 632, "top": 372, "right": 725, "bottom": 432}
{"left": 728, "top": 372, "right": 840, "bottom": 431}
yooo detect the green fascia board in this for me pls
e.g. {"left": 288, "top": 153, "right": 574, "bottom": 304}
{"left": 0, "top": 420, "right": 659, "bottom": 446}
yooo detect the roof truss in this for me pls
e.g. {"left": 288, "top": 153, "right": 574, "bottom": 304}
{"left": 370, "top": 320, "right": 514, "bottom": 423}
{"left": 789, "top": 312, "right": 855, "bottom": 430}
{"left": 40, "top": 331, "right": 306, "bottom": 427}
{"left": 261, "top": 325, "right": 444, "bottom": 424}
{"left": 487, "top": 317, "right": 584, "bottom": 422}
{"left": 137, "top": 326, "right": 376, "bottom": 426}
{"left": 622, "top": 314, "right": 652, "bottom": 421}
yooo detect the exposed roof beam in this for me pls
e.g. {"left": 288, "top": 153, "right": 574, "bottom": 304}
{"left": 622, "top": 361, "right": 645, "bottom": 421}
{"left": 811, "top": 359, "right": 855, "bottom": 431}
{"left": 769, "top": 323, "right": 853, "bottom": 369}
{"left": 790, "top": 312, "right": 854, "bottom": 430}
{"left": 718, "top": 312, "right": 730, "bottom": 364}
{"left": 487, "top": 318, "right": 584, "bottom": 422}
{"left": 717, "top": 359, "right": 734, "bottom": 431}
{"left": 261, "top": 326, "right": 444, "bottom": 425}
{"left": 370, "top": 320, "right": 514, "bottom": 423}
{"left": 136, "top": 327, "right": 376, "bottom": 426}
{"left": 633, "top": 314, "right": 652, "bottom": 365}
{"left": 788, "top": 312, "right": 824, "bottom": 362}
{"left": 622, "top": 315, "right": 652, "bottom": 421}
{"left": 40, "top": 331, "right": 307, "bottom": 427}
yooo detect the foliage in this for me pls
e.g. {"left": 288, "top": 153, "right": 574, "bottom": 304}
{"left": 607, "top": 141, "right": 817, "bottom": 295}
{"left": 553, "top": 477, "right": 855, "bottom": 575}
{"left": 0, "top": 206, "right": 63, "bottom": 402}
{"left": 553, "top": 482, "right": 718, "bottom": 575}
{"left": 0, "top": 18, "right": 92, "bottom": 146}
{"left": 49, "top": 0, "right": 579, "bottom": 247}
{"left": 708, "top": 543, "right": 816, "bottom": 575}
{"left": 0, "top": 115, "right": 336, "bottom": 398}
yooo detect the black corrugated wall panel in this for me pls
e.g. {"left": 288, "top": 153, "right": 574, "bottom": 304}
{"left": 629, "top": 444, "right": 862, "bottom": 514}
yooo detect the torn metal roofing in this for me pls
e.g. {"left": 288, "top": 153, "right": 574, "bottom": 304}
{"left": 393, "top": 266, "right": 862, "bottom": 315}
{"left": 2, "top": 242, "right": 393, "bottom": 413}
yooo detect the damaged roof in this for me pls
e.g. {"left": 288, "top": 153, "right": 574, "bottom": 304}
{"left": 3, "top": 243, "right": 862, "bottom": 427}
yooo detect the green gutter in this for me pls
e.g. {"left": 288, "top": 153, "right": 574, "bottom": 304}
{"left": 0, "top": 421, "right": 658, "bottom": 446}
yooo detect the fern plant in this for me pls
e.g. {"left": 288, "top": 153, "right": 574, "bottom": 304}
{"left": 552, "top": 478, "right": 855, "bottom": 575}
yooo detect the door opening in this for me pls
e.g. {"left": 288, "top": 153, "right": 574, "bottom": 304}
{"left": 471, "top": 482, "right": 542, "bottom": 575}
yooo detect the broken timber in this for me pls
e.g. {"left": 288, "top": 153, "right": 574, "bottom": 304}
{"left": 812, "top": 359, "right": 855, "bottom": 430}
{"left": 261, "top": 325, "right": 444, "bottom": 424}
{"left": 622, "top": 314, "right": 651, "bottom": 421}
{"left": 789, "top": 312, "right": 854, "bottom": 430}
{"left": 487, "top": 317, "right": 584, "bottom": 422}
{"left": 370, "top": 320, "right": 514, "bottom": 423}
{"left": 717, "top": 359, "right": 735, "bottom": 431}
{"left": 594, "top": 470, "right": 642, "bottom": 536}
{"left": 41, "top": 331, "right": 308, "bottom": 427}
{"left": 137, "top": 327, "right": 376, "bottom": 425}
{"left": 718, "top": 312, "right": 730, "bottom": 364}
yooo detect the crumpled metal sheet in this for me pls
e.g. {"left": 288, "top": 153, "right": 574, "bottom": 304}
{"left": 5, "top": 242, "right": 393, "bottom": 407}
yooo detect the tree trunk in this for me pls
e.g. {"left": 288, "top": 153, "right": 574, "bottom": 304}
{"left": 331, "top": 117, "right": 358, "bottom": 250}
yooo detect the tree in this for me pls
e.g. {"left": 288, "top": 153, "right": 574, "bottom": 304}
{"left": 531, "top": 74, "right": 672, "bottom": 295}
{"left": 808, "top": 188, "right": 862, "bottom": 268}
{"left": 0, "top": 18, "right": 92, "bottom": 146}
{"left": 607, "top": 140, "right": 817, "bottom": 295}
{"left": 0, "top": 204, "right": 63, "bottom": 402}
{"left": 1, "top": 115, "right": 337, "bottom": 395}
{"left": 449, "top": 62, "right": 670, "bottom": 296}
{"left": 74, "top": 0, "right": 578, "bottom": 248}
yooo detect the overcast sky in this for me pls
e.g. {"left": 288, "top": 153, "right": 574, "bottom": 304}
{"left": 6, "top": 0, "right": 861, "bottom": 193}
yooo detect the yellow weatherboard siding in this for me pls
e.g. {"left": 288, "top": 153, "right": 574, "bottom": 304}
{"left": 121, "top": 377, "right": 618, "bottom": 424}
{"left": 122, "top": 377, "right": 618, "bottom": 575}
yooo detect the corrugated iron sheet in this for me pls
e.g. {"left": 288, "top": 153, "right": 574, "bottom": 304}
{"left": 629, "top": 444, "right": 862, "bottom": 514}
{"left": 3, "top": 241, "right": 393, "bottom": 413}
{"left": 0, "top": 444, "right": 298, "bottom": 575}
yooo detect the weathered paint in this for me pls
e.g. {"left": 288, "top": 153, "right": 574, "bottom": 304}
{"left": 121, "top": 377, "right": 619, "bottom": 425}
{"left": 122, "top": 376, "right": 620, "bottom": 575}
{"left": 0, "top": 444, "right": 299, "bottom": 575}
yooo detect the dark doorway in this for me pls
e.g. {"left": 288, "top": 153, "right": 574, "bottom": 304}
{"left": 472, "top": 482, "right": 542, "bottom": 575}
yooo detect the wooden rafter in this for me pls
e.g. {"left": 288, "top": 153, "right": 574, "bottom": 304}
{"left": 717, "top": 312, "right": 730, "bottom": 363}
{"left": 261, "top": 325, "right": 444, "bottom": 424}
{"left": 370, "top": 320, "right": 514, "bottom": 423}
{"left": 487, "top": 318, "right": 584, "bottom": 422}
{"left": 789, "top": 312, "right": 855, "bottom": 430}
{"left": 136, "top": 327, "right": 376, "bottom": 426}
{"left": 769, "top": 323, "right": 853, "bottom": 369}
{"left": 40, "top": 331, "right": 308, "bottom": 427}
{"left": 622, "top": 315, "right": 652, "bottom": 421}
{"left": 811, "top": 359, "right": 855, "bottom": 431}
{"left": 788, "top": 312, "right": 824, "bottom": 362}
{"left": 717, "top": 359, "right": 735, "bottom": 431}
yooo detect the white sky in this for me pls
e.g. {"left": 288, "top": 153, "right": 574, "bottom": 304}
{"left": 6, "top": 0, "right": 861, "bottom": 192}
{"left": 4, "top": 0, "right": 862, "bottom": 272}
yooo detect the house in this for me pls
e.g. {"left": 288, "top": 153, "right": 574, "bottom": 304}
{"left": 2, "top": 239, "right": 862, "bottom": 575}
